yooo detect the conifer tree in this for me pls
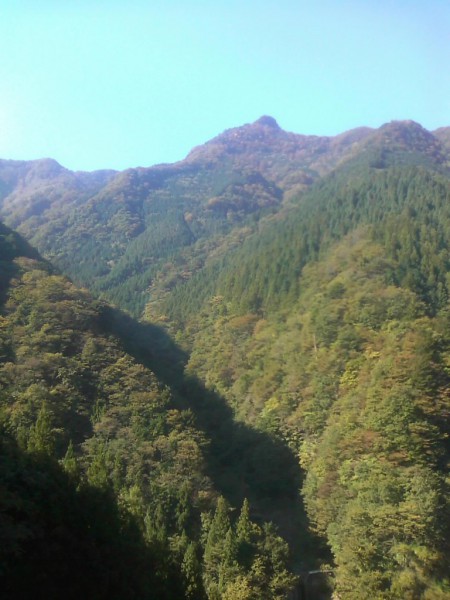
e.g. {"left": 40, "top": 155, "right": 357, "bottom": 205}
{"left": 182, "top": 541, "right": 205, "bottom": 599}
{"left": 203, "top": 497, "right": 232, "bottom": 596}
{"left": 27, "top": 403, "right": 55, "bottom": 455}
{"left": 62, "top": 440, "right": 80, "bottom": 483}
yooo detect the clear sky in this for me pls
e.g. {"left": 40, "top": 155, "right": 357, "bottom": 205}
{"left": 0, "top": 0, "right": 449, "bottom": 172}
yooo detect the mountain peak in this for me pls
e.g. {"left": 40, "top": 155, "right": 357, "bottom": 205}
{"left": 372, "top": 120, "right": 444, "bottom": 159}
{"left": 380, "top": 119, "right": 428, "bottom": 133}
{"left": 254, "top": 115, "right": 280, "bottom": 129}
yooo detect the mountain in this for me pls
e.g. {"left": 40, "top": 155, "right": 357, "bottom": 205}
{"left": 0, "top": 158, "right": 115, "bottom": 227}
{"left": 159, "top": 120, "right": 450, "bottom": 323}
{"left": 160, "top": 122, "right": 450, "bottom": 598}
{"left": 2, "top": 117, "right": 450, "bottom": 598}
{"left": 0, "top": 221, "right": 303, "bottom": 598}
{"left": 0, "top": 117, "right": 375, "bottom": 315}
{"left": 183, "top": 116, "right": 373, "bottom": 190}
{"left": 1, "top": 118, "right": 447, "bottom": 319}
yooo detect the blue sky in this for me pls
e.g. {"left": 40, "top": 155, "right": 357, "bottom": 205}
{"left": 0, "top": 1, "right": 449, "bottom": 171}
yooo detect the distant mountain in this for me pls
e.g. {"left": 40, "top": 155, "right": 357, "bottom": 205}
{"left": 184, "top": 116, "right": 373, "bottom": 192}
{"left": 0, "top": 158, "right": 115, "bottom": 227}
{"left": 2, "top": 116, "right": 450, "bottom": 598}
{"left": 158, "top": 119, "right": 450, "bottom": 322}
{"left": 434, "top": 125, "right": 450, "bottom": 155}
{"left": 351, "top": 120, "right": 448, "bottom": 170}
{"left": 0, "top": 117, "right": 382, "bottom": 315}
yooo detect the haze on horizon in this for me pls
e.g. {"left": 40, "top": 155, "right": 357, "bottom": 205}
{"left": 0, "top": 0, "right": 448, "bottom": 172}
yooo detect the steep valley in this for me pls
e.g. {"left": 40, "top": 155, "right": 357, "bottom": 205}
{"left": 1, "top": 118, "right": 450, "bottom": 599}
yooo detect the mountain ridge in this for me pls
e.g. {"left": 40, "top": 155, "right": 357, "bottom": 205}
{"left": 2, "top": 116, "right": 450, "bottom": 598}
{"left": 1, "top": 117, "right": 447, "bottom": 317}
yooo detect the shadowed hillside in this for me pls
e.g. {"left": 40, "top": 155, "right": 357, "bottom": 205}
{"left": 0, "top": 225, "right": 312, "bottom": 598}
{"left": 2, "top": 118, "right": 450, "bottom": 598}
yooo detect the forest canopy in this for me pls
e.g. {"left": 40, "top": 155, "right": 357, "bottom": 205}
{"left": 1, "top": 119, "right": 450, "bottom": 598}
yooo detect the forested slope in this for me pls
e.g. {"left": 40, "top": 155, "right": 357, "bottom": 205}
{"left": 0, "top": 118, "right": 373, "bottom": 316}
{"left": 159, "top": 128, "right": 450, "bottom": 598}
{"left": 0, "top": 224, "right": 301, "bottom": 598}
{"left": 2, "top": 118, "right": 450, "bottom": 598}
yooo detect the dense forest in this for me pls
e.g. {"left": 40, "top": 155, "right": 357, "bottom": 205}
{"left": 0, "top": 222, "right": 304, "bottom": 598}
{"left": 1, "top": 118, "right": 450, "bottom": 598}
{"left": 0, "top": 117, "right": 373, "bottom": 317}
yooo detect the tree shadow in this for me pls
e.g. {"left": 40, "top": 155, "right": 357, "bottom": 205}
{"left": 0, "top": 222, "right": 43, "bottom": 308}
{"left": 0, "top": 429, "right": 183, "bottom": 600}
{"left": 99, "top": 305, "right": 329, "bottom": 566}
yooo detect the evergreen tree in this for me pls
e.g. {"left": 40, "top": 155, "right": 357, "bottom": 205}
{"left": 182, "top": 541, "right": 205, "bottom": 599}
{"left": 27, "top": 402, "right": 55, "bottom": 455}
{"left": 62, "top": 439, "right": 81, "bottom": 483}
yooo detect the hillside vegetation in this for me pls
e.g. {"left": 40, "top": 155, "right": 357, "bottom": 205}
{"left": 0, "top": 225, "right": 301, "bottom": 598}
{"left": 1, "top": 118, "right": 450, "bottom": 598}
{"left": 0, "top": 117, "right": 373, "bottom": 316}
{"left": 159, "top": 124, "right": 450, "bottom": 598}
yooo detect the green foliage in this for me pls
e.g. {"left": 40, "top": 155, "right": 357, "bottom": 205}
{"left": 165, "top": 166, "right": 450, "bottom": 325}
{"left": 27, "top": 402, "right": 56, "bottom": 455}
{"left": 179, "top": 225, "right": 450, "bottom": 597}
{"left": 3, "top": 120, "right": 450, "bottom": 598}
{"left": 202, "top": 497, "right": 297, "bottom": 599}
{"left": 0, "top": 428, "right": 180, "bottom": 599}
{"left": 0, "top": 229, "right": 298, "bottom": 598}
{"left": 0, "top": 118, "right": 391, "bottom": 318}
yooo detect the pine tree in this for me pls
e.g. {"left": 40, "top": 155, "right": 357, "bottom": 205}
{"left": 62, "top": 440, "right": 80, "bottom": 483}
{"left": 219, "top": 527, "right": 240, "bottom": 593}
{"left": 27, "top": 403, "right": 55, "bottom": 455}
{"left": 203, "top": 497, "right": 232, "bottom": 595}
{"left": 236, "top": 498, "right": 255, "bottom": 568}
{"left": 182, "top": 541, "right": 205, "bottom": 599}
